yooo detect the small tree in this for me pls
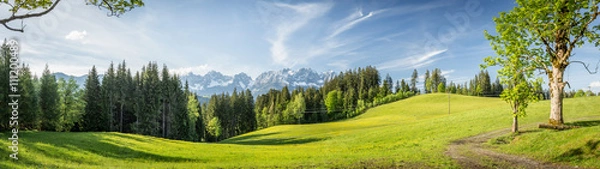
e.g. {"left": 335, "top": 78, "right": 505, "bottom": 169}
{"left": 499, "top": 73, "right": 541, "bottom": 133}
{"left": 484, "top": 31, "right": 542, "bottom": 132}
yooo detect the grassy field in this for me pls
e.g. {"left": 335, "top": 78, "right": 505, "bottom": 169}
{"left": 1, "top": 94, "right": 599, "bottom": 168}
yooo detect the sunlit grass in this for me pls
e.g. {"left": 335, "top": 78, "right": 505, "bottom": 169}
{"left": 1, "top": 94, "right": 598, "bottom": 168}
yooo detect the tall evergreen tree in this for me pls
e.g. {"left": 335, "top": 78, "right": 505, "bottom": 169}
{"left": 82, "top": 66, "right": 107, "bottom": 131}
{"left": 424, "top": 70, "right": 431, "bottom": 94}
{"left": 101, "top": 62, "right": 118, "bottom": 131}
{"left": 40, "top": 65, "right": 59, "bottom": 131}
{"left": 18, "top": 64, "right": 40, "bottom": 130}
{"left": 410, "top": 69, "right": 418, "bottom": 94}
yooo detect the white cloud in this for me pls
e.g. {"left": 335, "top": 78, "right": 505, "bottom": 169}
{"left": 268, "top": 2, "right": 332, "bottom": 66}
{"left": 65, "top": 30, "right": 88, "bottom": 41}
{"left": 378, "top": 49, "right": 448, "bottom": 70}
{"left": 590, "top": 81, "right": 600, "bottom": 88}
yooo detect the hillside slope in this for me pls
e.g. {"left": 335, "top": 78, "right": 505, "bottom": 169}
{"left": 1, "top": 94, "right": 599, "bottom": 168}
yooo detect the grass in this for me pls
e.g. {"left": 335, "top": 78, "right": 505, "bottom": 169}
{"left": 1, "top": 94, "right": 599, "bottom": 168}
{"left": 489, "top": 121, "right": 600, "bottom": 168}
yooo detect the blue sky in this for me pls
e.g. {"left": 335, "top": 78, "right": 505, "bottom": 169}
{"left": 2, "top": 0, "right": 600, "bottom": 92}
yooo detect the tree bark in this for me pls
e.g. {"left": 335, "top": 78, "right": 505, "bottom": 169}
{"left": 512, "top": 115, "right": 518, "bottom": 133}
{"left": 549, "top": 65, "right": 565, "bottom": 126}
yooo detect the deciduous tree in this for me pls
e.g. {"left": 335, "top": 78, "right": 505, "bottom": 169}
{"left": 485, "top": 0, "right": 600, "bottom": 126}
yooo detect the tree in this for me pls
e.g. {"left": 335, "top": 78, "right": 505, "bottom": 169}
{"left": 410, "top": 69, "right": 419, "bottom": 94}
{"left": 574, "top": 89, "right": 586, "bottom": 97}
{"left": 187, "top": 92, "right": 201, "bottom": 141}
{"left": 400, "top": 79, "right": 409, "bottom": 93}
{"left": 485, "top": 0, "right": 600, "bottom": 126}
{"left": 437, "top": 82, "right": 446, "bottom": 93}
{"left": 40, "top": 65, "right": 59, "bottom": 131}
{"left": 324, "top": 90, "right": 343, "bottom": 118}
{"left": 500, "top": 73, "right": 541, "bottom": 133}
{"left": 18, "top": 64, "right": 40, "bottom": 130}
{"left": 395, "top": 80, "right": 401, "bottom": 94}
{"left": 57, "top": 77, "right": 82, "bottom": 131}
{"left": 101, "top": 62, "right": 117, "bottom": 131}
{"left": 82, "top": 66, "right": 107, "bottom": 131}
{"left": 424, "top": 70, "right": 431, "bottom": 94}
{"left": 0, "top": 0, "right": 144, "bottom": 32}
{"left": 484, "top": 23, "right": 543, "bottom": 133}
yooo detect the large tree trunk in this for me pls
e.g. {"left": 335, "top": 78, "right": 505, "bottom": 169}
{"left": 549, "top": 64, "right": 566, "bottom": 126}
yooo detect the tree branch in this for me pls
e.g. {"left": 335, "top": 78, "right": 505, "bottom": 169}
{"left": 0, "top": 0, "right": 61, "bottom": 32}
{"left": 569, "top": 6, "right": 600, "bottom": 52}
{"left": 569, "top": 60, "right": 600, "bottom": 74}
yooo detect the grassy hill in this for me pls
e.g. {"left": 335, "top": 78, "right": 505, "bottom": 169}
{"left": 1, "top": 94, "right": 599, "bottom": 168}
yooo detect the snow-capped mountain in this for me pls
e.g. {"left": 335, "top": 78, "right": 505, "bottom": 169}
{"left": 54, "top": 68, "right": 335, "bottom": 97}
{"left": 180, "top": 71, "right": 253, "bottom": 96}
{"left": 251, "top": 68, "right": 335, "bottom": 95}
{"left": 179, "top": 68, "right": 336, "bottom": 96}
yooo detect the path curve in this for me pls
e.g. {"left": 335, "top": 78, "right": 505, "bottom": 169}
{"left": 445, "top": 128, "right": 580, "bottom": 169}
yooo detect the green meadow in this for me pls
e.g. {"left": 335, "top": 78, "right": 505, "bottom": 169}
{"left": 1, "top": 94, "right": 599, "bottom": 168}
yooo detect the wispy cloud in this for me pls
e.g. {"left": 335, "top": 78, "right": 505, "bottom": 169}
{"left": 378, "top": 49, "right": 448, "bottom": 70}
{"left": 327, "top": 59, "right": 351, "bottom": 70}
{"left": 268, "top": 2, "right": 332, "bottom": 66}
{"left": 441, "top": 69, "right": 455, "bottom": 77}
{"left": 327, "top": 8, "right": 386, "bottom": 39}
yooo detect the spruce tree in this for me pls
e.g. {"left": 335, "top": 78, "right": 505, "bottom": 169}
{"left": 39, "top": 65, "right": 59, "bottom": 131}
{"left": 82, "top": 66, "right": 107, "bottom": 131}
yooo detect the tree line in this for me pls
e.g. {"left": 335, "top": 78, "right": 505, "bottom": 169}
{"left": 254, "top": 66, "right": 417, "bottom": 129}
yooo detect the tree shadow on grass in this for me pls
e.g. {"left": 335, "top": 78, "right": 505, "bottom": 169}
{"left": 554, "top": 139, "right": 600, "bottom": 162}
{"left": 565, "top": 120, "right": 600, "bottom": 127}
{"left": 222, "top": 137, "right": 325, "bottom": 145}
{"left": 18, "top": 132, "right": 203, "bottom": 167}
{"left": 221, "top": 132, "right": 325, "bottom": 145}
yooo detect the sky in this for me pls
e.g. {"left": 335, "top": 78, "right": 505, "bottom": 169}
{"left": 2, "top": 0, "right": 600, "bottom": 92}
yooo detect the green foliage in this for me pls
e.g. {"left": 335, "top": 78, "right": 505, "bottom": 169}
{"left": 57, "top": 77, "right": 84, "bottom": 132}
{"left": 86, "top": 0, "right": 145, "bottom": 16}
{"left": 437, "top": 82, "right": 446, "bottom": 93}
{"left": 410, "top": 69, "right": 419, "bottom": 93}
{"left": 1, "top": 0, "right": 144, "bottom": 32}
{"left": 207, "top": 117, "right": 222, "bottom": 139}
{"left": 324, "top": 90, "right": 343, "bottom": 117}
{"left": 282, "top": 93, "right": 305, "bottom": 124}
{"left": 39, "top": 65, "right": 59, "bottom": 131}
{"left": 18, "top": 64, "right": 41, "bottom": 130}
{"left": 82, "top": 66, "right": 107, "bottom": 132}
{"left": 484, "top": 0, "right": 600, "bottom": 125}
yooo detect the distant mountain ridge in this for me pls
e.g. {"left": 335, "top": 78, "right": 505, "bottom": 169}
{"left": 53, "top": 68, "right": 336, "bottom": 96}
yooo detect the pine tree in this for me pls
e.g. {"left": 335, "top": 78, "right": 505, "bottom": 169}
{"left": 57, "top": 77, "right": 81, "bottom": 131}
{"left": 82, "top": 66, "right": 107, "bottom": 131}
{"left": 40, "top": 65, "right": 59, "bottom": 131}
{"left": 18, "top": 64, "right": 40, "bottom": 130}
{"left": 410, "top": 69, "right": 419, "bottom": 94}
{"left": 101, "top": 62, "right": 118, "bottom": 131}
{"left": 424, "top": 70, "right": 431, "bottom": 94}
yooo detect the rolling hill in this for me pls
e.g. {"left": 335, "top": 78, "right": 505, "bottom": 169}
{"left": 1, "top": 94, "right": 599, "bottom": 168}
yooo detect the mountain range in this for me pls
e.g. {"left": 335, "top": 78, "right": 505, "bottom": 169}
{"left": 53, "top": 68, "right": 336, "bottom": 97}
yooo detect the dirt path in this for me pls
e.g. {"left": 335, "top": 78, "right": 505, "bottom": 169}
{"left": 445, "top": 127, "right": 580, "bottom": 169}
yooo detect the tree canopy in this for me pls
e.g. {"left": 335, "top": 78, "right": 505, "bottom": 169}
{"left": 484, "top": 0, "right": 600, "bottom": 126}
